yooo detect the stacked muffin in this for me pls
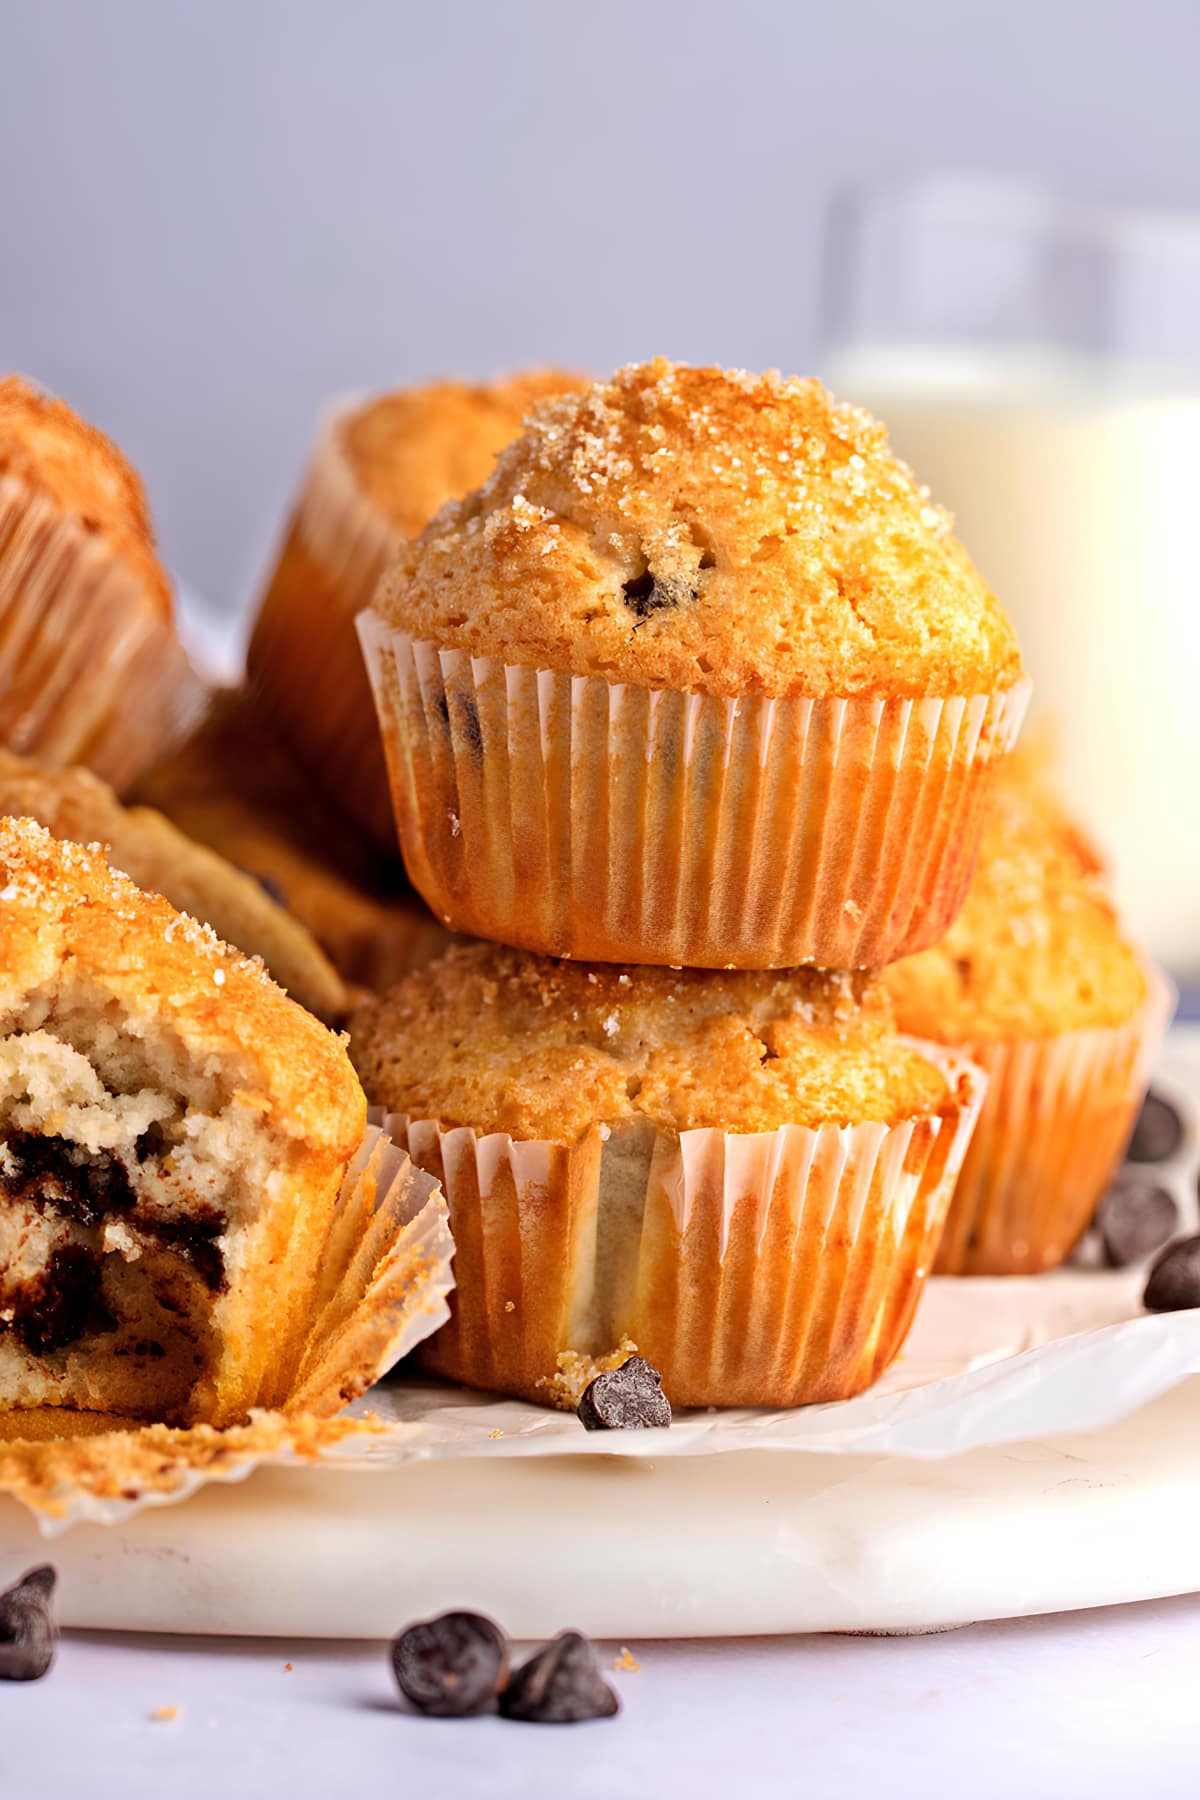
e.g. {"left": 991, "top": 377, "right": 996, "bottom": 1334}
{"left": 350, "top": 360, "right": 1032, "bottom": 1407}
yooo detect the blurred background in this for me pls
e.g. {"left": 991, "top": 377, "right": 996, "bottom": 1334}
{"left": 3, "top": 0, "right": 1198, "bottom": 962}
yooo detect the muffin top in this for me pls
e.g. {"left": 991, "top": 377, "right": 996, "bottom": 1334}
{"left": 340, "top": 369, "right": 590, "bottom": 541}
{"left": 349, "top": 942, "right": 966, "bottom": 1145}
{"left": 373, "top": 359, "right": 1023, "bottom": 700}
{"left": 0, "top": 817, "right": 365, "bottom": 1161}
{"left": 0, "top": 376, "right": 171, "bottom": 618}
{"left": 883, "top": 762, "right": 1146, "bottom": 1041}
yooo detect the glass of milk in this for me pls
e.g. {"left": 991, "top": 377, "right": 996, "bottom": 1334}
{"left": 822, "top": 176, "right": 1200, "bottom": 975}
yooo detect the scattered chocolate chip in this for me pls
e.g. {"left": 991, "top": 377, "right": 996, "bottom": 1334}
{"left": 1095, "top": 1178, "right": 1180, "bottom": 1267}
{"left": 391, "top": 1610, "right": 509, "bottom": 1716}
{"left": 498, "top": 1631, "right": 619, "bottom": 1724}
{"left": 0, "top": 1565, "right": 58, "bottom": 1681}
{"left": 1143, "top": 1235, "right": 1200, "bottom": 1312}
{"left": 1126, "top": 1092, "right": 1184, "bottom": 1164}
{"left": 578, "top": 1356, "right": 671, "bottom": 1431}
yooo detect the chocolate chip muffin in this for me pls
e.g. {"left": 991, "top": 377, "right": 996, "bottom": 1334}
{"left": 247, "top": 370, "right": 589, "bottom": 847}
{"left": 0, "top": 818, "right": 369, "bottom": 1425}
{"left": 0, "top": 376, "right": 198, "bottom": 791}
{"left": 884, "top": 759, "right": 1168, "bottom": 1274}
{"left": 350, "top": 942, "right": 985, "bottom": 1408}
{"left": 362, "top": 359, "right": 1028, "bottom": 969}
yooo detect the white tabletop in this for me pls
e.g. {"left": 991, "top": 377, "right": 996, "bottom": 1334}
{"left": 4, "top": 1596, "right": 1196, "bottom": 1799}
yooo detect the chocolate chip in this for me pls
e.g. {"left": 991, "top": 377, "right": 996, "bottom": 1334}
{"left": 1143, "top": 1235, "right": 1200, "bottom": 1312}
{"left": 498, "top": 1631, "right": 619, "bottom": 1724}
{"left": 391, "top": 1610, "right": 509, "bottom": 1716}
{"left": 621, "top": 569, "right": 694, "bottom": 620}
{"left": 1095, "top": 1178, "right": 1180, "bottom": 1267}
{"left": 1126, "top": 1092, "right": 1184, "bottom": 1164}
{"left": 0, "top": 1565, "right": 58, "bottom": 1681}
{"left": 578, "top": 1356, "right": 671, "bottom": 1431}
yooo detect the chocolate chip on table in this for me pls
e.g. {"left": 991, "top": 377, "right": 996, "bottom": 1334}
{"left": 1125, "top": 1091, "right": 1184, "bottom": 1164}
{"left": 498, "top": 1631, "right": 619, "bottom": 1724}
{"left": 1095, "top": 1177, "right": 1180, "bottom": 1267}
{"left": 0, "top": 1565, "right": 58, "bottom": 1682}
{"left": 1143, "top": 1236, "right": 1200, "bottom": 1312}
{"left": 577, "top": 1356, "right": 672, "bottom": 1431}
{"left": 391, "top": 1610, "right": 509, "bottom": 1716}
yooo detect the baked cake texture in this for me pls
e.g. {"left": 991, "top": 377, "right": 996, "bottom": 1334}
{"left": 0, "top": 819, "right": 367, "bottom": 1425}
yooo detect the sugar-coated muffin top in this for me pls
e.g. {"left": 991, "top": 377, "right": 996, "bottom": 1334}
{"left": 349, "top": 942, "right": 965, "bottom": 1145}
{"left": 340, "top": 369, "right": 590, "bottom": 541}
{"left": 0, "top": 375, "right": 171, "bottom": 618}
{"left": 0, "top": 817, "right": 365, "bottom": 1161}
{"left": 373, "top": 359, "right": 1023, "bottom": 700}
{"left": 883, "top": 760, "right": 1146, "bottom": 1041}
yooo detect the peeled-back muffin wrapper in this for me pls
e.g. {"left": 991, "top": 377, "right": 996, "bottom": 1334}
{"left": 0, "top": 1122, "right": 455, "bottom": 1528}
{"left": 358, "top": 622, "right": 1031, "bottom": 968}
{"left": 0, "top": 473, "right": 202, "bottom": 792}
{"left": 378, "top": 1051, "right": 987, "bottom": 1410}
{"left": 934, "top": 964, "right": 1177, "bottom": 1276}
{"left": 248, "top": 399, "right": 402, "bottom": 844}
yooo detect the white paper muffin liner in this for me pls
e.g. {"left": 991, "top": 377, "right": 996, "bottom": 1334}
{"left": 246, "top": 398, "right": 402, "bottom": 845}
{"left": 358, "top": 619, "right": 1030, "bottom": 968}
{"left": 934, "top": 965, "right": 1177, "bottom": 1275}
{"left": 0, "top": 474, "right": 201, "bottom": 792}
{"left": 373, "top": 1052, "right": 987, "bottom": 1409}
{"left": 0, "top": 1121, "right": 455, "bottom": 1527}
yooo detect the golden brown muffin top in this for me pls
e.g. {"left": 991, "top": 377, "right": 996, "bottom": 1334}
{"left": 883, "top": 762, "right": 1146, "bottom": 1041}
{"left": 350, "top": 942, "right": 962, "bottom": 1145}
{"left": 373, "top": 359, "right": 1024, "bottom": 700}
{"left": 0, "top": 817, "right": 365, "bottom": 1160}
{"left": 0, "top": 376, "right": 172, "bottom": 619}
{"left": 340, "top": 368, "right": 591, "bottom": 541}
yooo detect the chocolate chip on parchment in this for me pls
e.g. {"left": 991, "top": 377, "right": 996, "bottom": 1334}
{"left": 0, "top": 1565, "right": 58, "bottom": 1682}
{"left": 1095, "top": 1177, "right": 1180, "bottom": 1267}
{"left": 1143, "top": 1235, "right": 1200, "bottom": 1313}
{"left": 577, "top": 1356, "right": 672, "bottom": 1432}
{"left": 391, "top": 1610, "right": 509, "bottom": 1716}
{"left": 1125, "top": 1092, "right": 1184, "bottom": 1165}
{"left": 498, "top": 1631, "right": 619, "bottom": 1724}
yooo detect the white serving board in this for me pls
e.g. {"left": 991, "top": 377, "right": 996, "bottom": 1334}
{"left": 0, "top": 1377, "right": 1198, "bottom": 1639}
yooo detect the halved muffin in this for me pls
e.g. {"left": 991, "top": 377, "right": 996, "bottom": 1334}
{"left": 362, "top": 360, "right": 1028, "bottom": 969}
{"left": 0, "top": 376, "right": 198, "bottom": 791}
{"left": 246, "top": 370, "right": 589, "bottom": 846}
{"left": 350, "top": 943, "right": 984, "bottom": 1408}
{"left": 0, "top": 818, "right": 369, "bottom": 1425}
{"left": 883, "top": 762, "right": 1168, "bottom": 1273}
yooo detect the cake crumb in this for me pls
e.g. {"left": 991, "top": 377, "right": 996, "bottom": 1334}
{"left": 504, "top": 1299, "right": 515, "bottom": 1313}
{"left": 284, "top": 1662, "right": 293, "bottom": 1672}
{"left": 150, "top": 1706, "right": 179, "bottom": 1723}
{"left": 612, "top": 1647, "right": 640, "bottom": 1673}
{"left": 489, "top": 1429, "right": 504, "bottom": 1440}
{"left": 535, "top": 1339, "right": 640, "bottom": 1411}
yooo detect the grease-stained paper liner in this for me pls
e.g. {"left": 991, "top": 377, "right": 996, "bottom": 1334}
{"left": 936, "top": 966, "right": 1177, "bottom": 1274}
{"left": 0, "top": 1122, "right": 455, "bottom": 1528}
{"left": 0, "top": 473, "right": 202, "bottom": 793}
{"left": 247, "top": 399, "right": 402, "bottom": 845}
{"left": 358, "top": 620, "right": 1030, "bottom": 968}
{"left": 384, "top": 1050, "right": 986, "bottom": 1408}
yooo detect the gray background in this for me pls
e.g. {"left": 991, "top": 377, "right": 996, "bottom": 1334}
{"left": 3, "top": 0, "right": 1197, "bottom": 614}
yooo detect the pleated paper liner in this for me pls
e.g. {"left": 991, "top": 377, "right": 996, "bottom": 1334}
{"left": 380, "top": 1051, "right": 986, "bottom": 1411}
{"left": 247, "top": 400, "right": 402, "bottom": 846}
{"left": 0, "top": 473, "right": 202, "bottom": 793}
{"left": 358, "top": 621, "right": 1031, "bottom": 969}
{"left": 0, "top": 1123, "right": 455, "bottom": 1528}
{"left": 934, "top": 966, "right": 1176, "bottom": 1276}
